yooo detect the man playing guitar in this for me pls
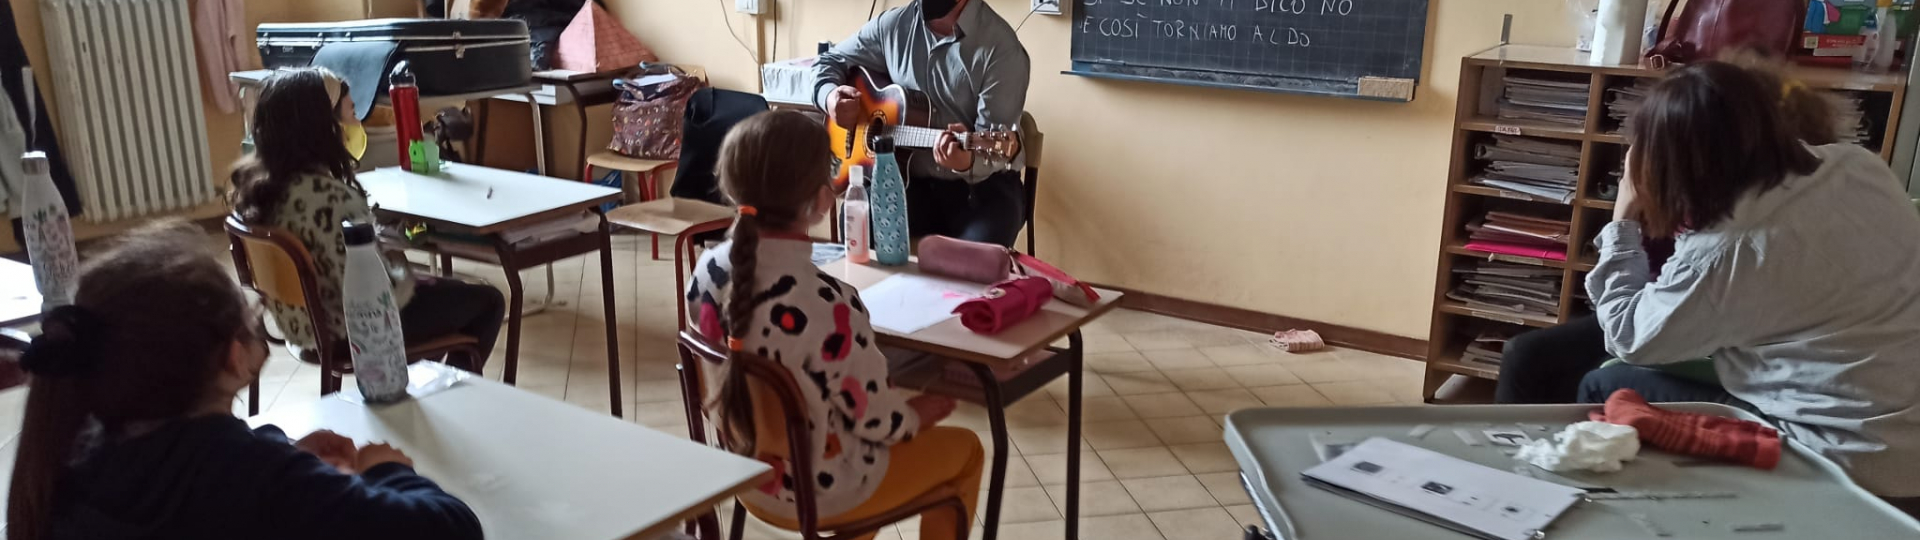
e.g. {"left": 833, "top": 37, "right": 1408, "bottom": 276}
{"left": 813, "top": 0, "right": 1032, "bottom": 248}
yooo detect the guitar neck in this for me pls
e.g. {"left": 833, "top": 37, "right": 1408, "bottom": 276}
{"left": 886, "top": 125, "right": 959, "bottom": 150}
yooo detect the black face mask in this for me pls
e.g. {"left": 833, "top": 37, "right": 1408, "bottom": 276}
{"left": 921, "top": 0, "right": 956, "bottom": 21}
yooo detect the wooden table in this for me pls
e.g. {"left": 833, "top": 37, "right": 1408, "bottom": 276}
{"left": 249, "top": 364, "right": 771, "bottom": 540}
{"left": 359, "top": 163, "right": 627, "bottom": 416}
{"left": 820, "top": 259, "right": 1123, "bottom": 540}
{"left": 0, "top": 259, "right": 39, "bottom": 328}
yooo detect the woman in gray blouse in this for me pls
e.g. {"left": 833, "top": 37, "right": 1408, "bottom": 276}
{"left": 1581, "top": 60, "right": 1920, "bottom": 512}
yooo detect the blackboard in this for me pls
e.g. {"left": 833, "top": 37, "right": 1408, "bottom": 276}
{"left": 1068, "top": 0, "right": 1431, "bottom": 101}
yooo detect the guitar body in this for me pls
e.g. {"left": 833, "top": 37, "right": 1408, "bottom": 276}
{"left": 828, "top": 68, "right": 933, "bottom": 187}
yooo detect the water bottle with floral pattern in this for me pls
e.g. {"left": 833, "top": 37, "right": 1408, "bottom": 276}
{"left": 869, "top": 137, "right": 911, "bottom": 266}
{"left": 19, "top": 151, "right": 74, "bottom": 310}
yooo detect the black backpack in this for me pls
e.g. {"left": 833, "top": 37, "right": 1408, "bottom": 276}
{"left": 670, "top": 88, "right": 770, "bottom": 204}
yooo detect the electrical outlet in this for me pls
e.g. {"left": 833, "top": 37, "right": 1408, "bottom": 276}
{"left": 1032, "top": 0, "right": 1061, "bottom": 15}
{"left": 736, "top": 0, "right": 764, "bottom": 15}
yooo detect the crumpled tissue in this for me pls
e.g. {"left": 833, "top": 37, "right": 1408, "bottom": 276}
{"left": 1514, "top": 421, "right": 1641, "bottom": 473}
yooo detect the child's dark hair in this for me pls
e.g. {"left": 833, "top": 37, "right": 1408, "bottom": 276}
{"left": 228, "top": 67, "right": 362, "bottom": 224}
{"left": 7, "top": 219, "right": 256, "bottom": 540}
{"left": 710, "top": 110, "right": 832, "bottom": 456}
{"left": 1627, "top": 60, "right": 1823, "bottom": 237}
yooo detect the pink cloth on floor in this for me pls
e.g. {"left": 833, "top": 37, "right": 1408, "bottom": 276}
{"left": 953, "top": 277, "right": 1053, "bottom": 334}
{"left": 1269, "top": 329, "right": 1326, "bottom": 353}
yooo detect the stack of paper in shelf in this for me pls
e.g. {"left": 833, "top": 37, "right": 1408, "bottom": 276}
{"left": 1497, "top": 73, "right": 1590, "bottom": 127}
{"left": 1828, "top": 91, "right": 1874, "bottom": 148}
{"left": 1605, "top": 78, "right": 1655, "bottom": 133}
{"left": 1464, "top": 212, "right": 1571, "bottom": 261}
{"left": 1447, "top": 261, "right": 1563, "bottom": 320}
{"left": 1473, "top": 135, "right": 1581, "bottom": 203}
{"left": 1461, "top": 331, "right": 1512, "bottom": 367}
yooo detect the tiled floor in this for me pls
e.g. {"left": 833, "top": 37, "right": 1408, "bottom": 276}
{"left": 238, "top": 234, "right": 1430, "bottom": 540}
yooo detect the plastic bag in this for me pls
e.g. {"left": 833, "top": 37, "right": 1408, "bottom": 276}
{"left": 1566, "top": 0, "right": 1600, "bottom": 52}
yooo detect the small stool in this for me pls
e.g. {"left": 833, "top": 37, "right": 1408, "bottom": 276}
{"left": 586, "top": 151, "right": 681, "bottom": 259}
{"left": 606, "top": 198, "right": 735, "bottom": 328}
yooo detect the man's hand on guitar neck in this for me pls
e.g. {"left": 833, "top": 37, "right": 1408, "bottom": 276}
{"left": 934, "top": 123, "right": 974, "bottom": 173}
{"left": 826, "top": 85, "right": 863, "bottom": 129}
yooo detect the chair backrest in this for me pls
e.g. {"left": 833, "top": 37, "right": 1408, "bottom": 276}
{"left": 1020, "top": 112, "right": 1043, "bottom": 170}
{"left": 223, "top": 216, "right": 339, "bottom": 350}
{"left": 676, "top": 331, "right": 832, "bottom": 534}
{"left": 1020, "top": 112, "right": 1043, "bottom": 255}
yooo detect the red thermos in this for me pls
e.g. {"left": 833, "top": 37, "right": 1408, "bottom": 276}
{"left": 390, "top": 61, "right": 420, "bottom": 171}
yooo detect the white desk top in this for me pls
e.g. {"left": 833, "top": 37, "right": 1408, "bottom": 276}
{"left": 0, "top": 259, "right": 40, "bottom": 327}
{"left": 820, "top": 259, "right": 1123, "bottom": 365}
{"left": 358, "top": 163, "right": 620, "bottom": 234}
{"left": 252, "top": 365, "right": 769, "bottom": 540}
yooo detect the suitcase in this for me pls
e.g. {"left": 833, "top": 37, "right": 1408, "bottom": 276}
{"left": 256, "top": 18, "right": 532, "bottom": 96}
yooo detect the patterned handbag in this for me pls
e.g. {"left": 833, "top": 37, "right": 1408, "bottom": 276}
{"left": 608, "top": 65, "right": 704, "bottom": 159}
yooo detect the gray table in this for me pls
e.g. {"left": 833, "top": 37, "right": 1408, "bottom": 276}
{"left": 1226, "top": 404, "right": 1920, "bottom": 539}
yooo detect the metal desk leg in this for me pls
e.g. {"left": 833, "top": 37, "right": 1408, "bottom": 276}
{"left": 598, "top": 218, "right": 624, "bottom": 417}
{"left": 562, "top": 81, "right": 590, "bottom": 182}
{"left": 1065, "top": 331, "right": 1085, "bottom": 539}
{"left": 967, "top": 363, "right": 1011, "bottom": 540}
{"left": 519, "top": 264, "right": 558, "bottom": 317}
{"left": 527, "top": 91, "right": 548, "bottom": 176}
{"left": 499, "top": 251, "right": 525, "bottom": 385}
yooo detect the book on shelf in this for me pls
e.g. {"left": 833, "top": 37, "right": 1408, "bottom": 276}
{"left": 1496, "top": 72, "right": 1591, "bottom": 127}
{"left": 1447, "top": 261, "right": 1562, "bottom": 318}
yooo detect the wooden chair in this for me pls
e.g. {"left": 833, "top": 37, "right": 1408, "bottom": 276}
{"left": 606, "top": 198, "right": 735, "bottom": 329}
{"left": 224, "top": 216, "right": 482, "bottom": 412}
{"left": 675, "top": 332, "right": 969, "bottom": 540}
{"left": 1018, "top": 112, "right": 1044, "bottom": 256}
{"left": 586, "top": 150, "right": 683, "bottom": 258}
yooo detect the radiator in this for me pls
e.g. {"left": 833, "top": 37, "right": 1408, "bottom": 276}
{"left": 40, "top": 0, "right": 215, "bottom": 221}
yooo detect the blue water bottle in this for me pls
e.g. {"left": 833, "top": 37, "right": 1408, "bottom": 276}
{"left": 869, "top": 136, "right": 912, "bottom": 266}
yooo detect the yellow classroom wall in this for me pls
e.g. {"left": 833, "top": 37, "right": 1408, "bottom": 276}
{"left": 3, "top": 0, "right": 1577, "bottom": 340}
{"left": 598, "top": 0, "right": 1576, "bottom": 339}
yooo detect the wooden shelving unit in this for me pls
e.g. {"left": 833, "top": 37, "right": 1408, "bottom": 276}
{"left": 1422, "top": 45, "right": 1909, "bottom": 402}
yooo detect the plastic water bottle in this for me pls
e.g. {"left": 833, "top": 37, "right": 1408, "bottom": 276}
{"left": 869, "top": 137, "right": 911, "bottom": 266}
{"left": 1870, "top": 0, "right": 1900, "bottom": 73}
{"left": 18, "top": 151, "right": 74, "bottom": 310}
{"left": 342, "top": 221, "right": 408, "bottom": 403}
{"left": 843, "top": 166, "right": 872, "bottom": 265}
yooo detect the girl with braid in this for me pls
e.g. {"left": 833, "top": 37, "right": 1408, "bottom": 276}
{"left": 684, "top": 111, "right": 981, "bottom": 539}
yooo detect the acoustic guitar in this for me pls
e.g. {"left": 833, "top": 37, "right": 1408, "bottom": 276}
{"left": 827, "top": 67, "right": 1021, "bottom": 186}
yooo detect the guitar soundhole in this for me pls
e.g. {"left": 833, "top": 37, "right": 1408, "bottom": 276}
{"left": 865, "top": 116, "right": 886, "bottom": 153}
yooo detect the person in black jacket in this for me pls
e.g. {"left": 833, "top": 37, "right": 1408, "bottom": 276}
{"left": 3, "top": 220, "right": 483, "bottom": 540}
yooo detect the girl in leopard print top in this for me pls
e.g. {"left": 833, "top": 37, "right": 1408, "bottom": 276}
{"left": 685, "top": 111, "right": 984, "bottom": 538}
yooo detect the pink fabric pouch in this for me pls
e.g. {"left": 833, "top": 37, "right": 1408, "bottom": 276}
{"left": 953, "top": 277, "right": 1054, "bottom": 334}
{"left": 917, "top": 235, "right": 1013, "bottom": 284}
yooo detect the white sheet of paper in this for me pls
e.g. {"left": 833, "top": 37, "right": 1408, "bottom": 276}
{"left": 858, "top": 274, "right": 985, "bottom": 334}
{"left": 1304, "top": 438, "right": 1584, "bottom": 540}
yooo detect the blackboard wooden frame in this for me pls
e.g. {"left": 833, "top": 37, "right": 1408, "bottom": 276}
{"left": 1066, "top": 0, "right": 1430, "bottom": 102}
{"left": 1066, "top": 62, "right": 1410, "bottom": 102}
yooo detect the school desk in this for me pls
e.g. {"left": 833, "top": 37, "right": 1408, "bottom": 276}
{"left": 252, "top": 363, "right": 771, "bottom": 540}
{"left": 1225, "top": 403, "right": 1920, "bottom": 539}
{"left": 819, "top": 258, "right": 1124, "bottom": 540}
{"left": 357, "top": 163, "right": 626, "bottom": 416}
